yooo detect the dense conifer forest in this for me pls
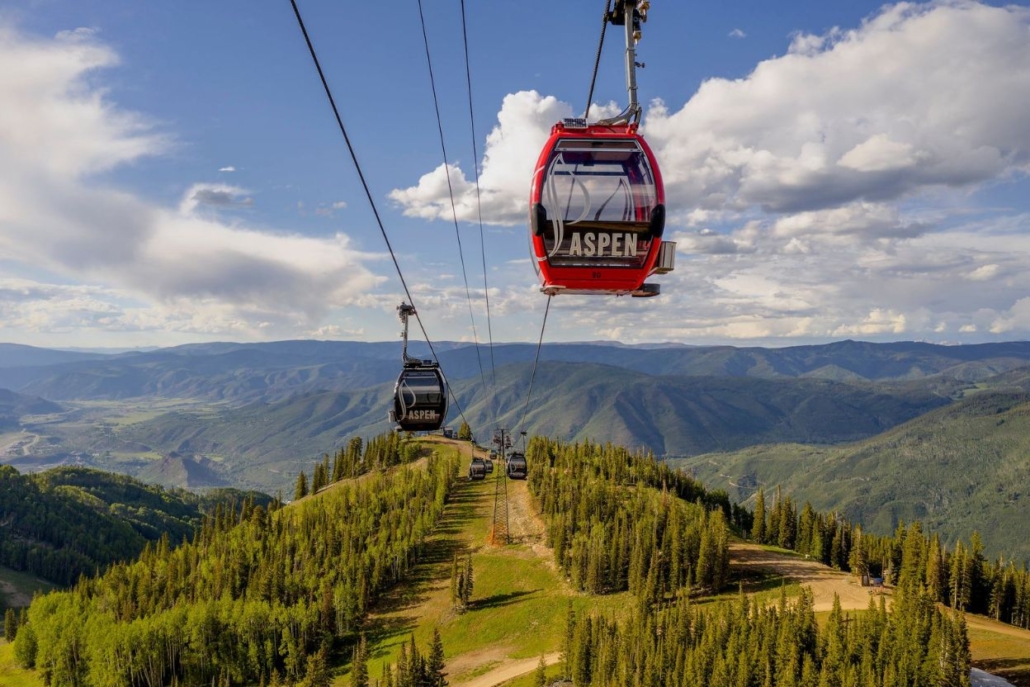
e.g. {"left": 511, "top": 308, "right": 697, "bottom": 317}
{"left": 0, "top": 465, "right": 270, "bottom": 586}
{"left": 10, "top": 435, "right": 459, "bottom": 686}
{"left": 9, "top": 433, "right": 1027, "bottom": 685}
{"left": 560, "top": 586, "right": 971, "bottom": 687}
{"left": 528, "top": 437, "right": 741, "bottom": 597}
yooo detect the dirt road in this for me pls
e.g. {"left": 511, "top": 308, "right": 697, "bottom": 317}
{"left": 730, "top": 542, "right": 886, "bottom": 612}
{"left": 453, "top": 652, "right": 561, "bottom": 687}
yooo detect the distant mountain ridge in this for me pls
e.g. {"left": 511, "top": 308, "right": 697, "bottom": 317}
{"left": 3, "top": 339, "right": 1030, "bottom": 404}
{"left": 0, "top": 343, "right": 108, "bottom": 368}
{"left": 0, "top": 388, "right": 61, "bottom": 431}
{"left": 105, "top": 361, "right": 950, "bottom": 490}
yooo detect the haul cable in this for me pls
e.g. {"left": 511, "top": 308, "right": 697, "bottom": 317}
{"left": 288, "top": 0, "right": 473, "bottom": 429}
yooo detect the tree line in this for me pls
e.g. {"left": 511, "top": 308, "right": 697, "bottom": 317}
{"left": 13, "top": 438, "right": 461, "bottom": 687}
{"left": 751, "top": 485, "right": 1030, "bottom": 630}
{"left": 560, "top": 584, "right": 971, "bottom": 687}
{"left": 526, "top": 437, "right": 733, "bottom": 599}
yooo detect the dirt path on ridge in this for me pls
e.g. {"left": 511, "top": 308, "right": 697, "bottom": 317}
{"left": 453, "top": 652, "right": 561, "bottom": 687}
{"left": 730, "top": 542, "right": 888, "bottom": 612}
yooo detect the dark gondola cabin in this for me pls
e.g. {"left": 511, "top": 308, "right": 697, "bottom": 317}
{"left": 529, "top": 119, "right": 672, "bottom": 297}
{"left": 468, "top": 457, "right": 487, "bottom": 481}
{"left": 506, "top": 452, "right": 528, "bottom": 480}
{"left": 390, "top": 363, "right": 447, "bottom": 432}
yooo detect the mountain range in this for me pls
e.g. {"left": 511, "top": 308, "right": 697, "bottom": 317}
{"left": 2, "top": 338, "right": 1030, "bottom": 504}
{"left": 3, "top": 339, "right": 1030, "bottom": 404}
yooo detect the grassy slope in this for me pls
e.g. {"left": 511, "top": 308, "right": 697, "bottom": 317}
{"left": 0, "top": 566, "right": 56, "bottom": 610}
{"left": 670, "top": 391, "right": 1030, "bottom": 560}
{"left": 0, "top": 640, "right": 42, "bottom": 687}
{"left": 339, "top": 445, "right": 1030, "bottom": 687}
{"left": 338, "top": 441, "right": 632, "bottom": 686}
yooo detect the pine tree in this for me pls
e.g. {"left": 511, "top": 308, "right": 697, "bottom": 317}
{"left": 461, "top": 554, "right": 474, "bottom": 609}
{"left": 450, "top": 554, "right": 460, "bottom": 609}
{"left": 427, "top": 628, "right": 446, "bottom": 687}
{"left": 752, "top": 487, "right": 766, "bottom": 543}
{"left": 350, "top": 635, "right": 369, "bottom": 687}
{"left": 458, "top": 422, "right": 473, "bottom": 441}
{"left": 295, "top": 471, "right": 309, "bottom": 501}
{"left": 312, "top": 461, "right": 327, "bottom": 493}
{"left": 303, "top": 643, "right": 332, "bottom": 687}
{"left": 535, "top": 654, "right": 548, "bottom": 687}
{"left": 3, "top": 607, "right": 16, "bottom": 642}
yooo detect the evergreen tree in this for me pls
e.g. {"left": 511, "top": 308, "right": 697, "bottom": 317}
{"left": 427, "top": 628, "right": 446, "bottom": 687}
{"left": 458, "top": 422, "right": 473, "bottom": 441}
{"left": 304, "top": 643, "right": 332, "bottom": 687}
{"left": 450, "top": 554, "right": 460, "bottom": 609}
{"left": 350, "top": 635, "right": 369, "bottom": 687}
{"left": 752, "top": 487, "right": 766, "bottom": 543}
{"left": 295, "top": 471, "right": 309, "bottom": 500}
{"left": 535, "top": 654, "right": 548, "bottom": 687}
{"left": 3, "top": 607, "right": 16, "bottom": 642}
{"left": 461, "top": 554, "right": 474, "bottom": 609}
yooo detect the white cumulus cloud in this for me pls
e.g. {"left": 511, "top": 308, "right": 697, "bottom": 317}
{"left": 0, "top": 23, "right": 386, "bottom": 334}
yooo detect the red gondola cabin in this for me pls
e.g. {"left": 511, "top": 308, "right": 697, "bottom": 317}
{"left": 529, "top": 119, "right": 674, "bottom": 297}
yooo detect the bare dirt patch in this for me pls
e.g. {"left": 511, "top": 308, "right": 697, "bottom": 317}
{"left": 505, "top": 479, "right": 545, "bottom": 545}
{"left": 0, "top": 579, "right": 33, "bottom": 608}
{"left": 730, "top": 542, "right": 888, "bottom": 612}
{"left": 452, "top": 652, "right": 561, "bottom": 687}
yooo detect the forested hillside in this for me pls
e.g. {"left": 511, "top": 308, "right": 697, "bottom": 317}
{"left": 672, "top": 391, "right": 1030, "bottom": 560}
{"left": 10, "top": 435, "right": 1018, "bottom": 686}
{"left": 562, "top": 586, "right": 971, "bottom": 687}
{"left": 0, "top": 466, "right": 270, "bottom": 586}
{"left": 100, "top": 363, "right": 949, "bottom": 491}
{"left": 746, "top": 486, "right": 1030, "bottom": 631}
{"left": 10, "top": 437, "right": 460, "bottom": 686}
{"left": 527, "top": 437, "right": 739, "bottom": 597}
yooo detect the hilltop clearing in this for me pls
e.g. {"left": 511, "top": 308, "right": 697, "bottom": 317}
{"left": 730, "top": 542, "right": 881, "bottom": 613}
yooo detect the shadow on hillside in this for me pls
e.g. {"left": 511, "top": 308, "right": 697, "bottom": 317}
{"left": 473, "top": 589, "right": 539, "bottom": 611}
{"left": 364, "top": 478, "right": 489, "bottom": 654}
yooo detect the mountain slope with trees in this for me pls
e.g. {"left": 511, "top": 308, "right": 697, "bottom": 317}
{"left": 11, "top": 437, "right": 460, "bottom": 686}
{"left": 20, "top": 435, "right": 1030, "bottom": 685}
{"left": 102, "top": 362, "right": 949, "bottom": 491}
{"left": 671, "top": 391, "right": 1030, "bottom": 560}
{"left": 0, "top": 466, "right": 271, "bottom": 587}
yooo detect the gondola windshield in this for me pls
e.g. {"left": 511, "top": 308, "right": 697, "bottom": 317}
{"left": 537, "top": 136, "right": 659, "bottom": 269}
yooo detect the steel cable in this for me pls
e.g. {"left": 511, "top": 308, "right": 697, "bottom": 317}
{"left": 288, "top": 0, "right": 473, "bottom": 429}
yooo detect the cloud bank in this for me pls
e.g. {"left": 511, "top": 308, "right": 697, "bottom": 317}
{"left": 0, "top": 23, "right": 384, "bottom": 338}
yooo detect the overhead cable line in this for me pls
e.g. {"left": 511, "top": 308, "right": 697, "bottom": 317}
{"left": 459, "top": 0, "right": 497, "bottom": 388}
{"left": 517, "top": 295, "right": 552, "bottom": 440}
{"left": 415, "top": 0, "right": 489, "bottom": 401}
{"left": 584, "top": 0, "right": 614, "bottom": 118}
{"left": 288, "top": 0, "right": 473, "bottom": 430}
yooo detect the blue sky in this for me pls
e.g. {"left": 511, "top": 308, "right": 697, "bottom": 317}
{"left": 1, "top": 0, "right": 1029, "bottom": 349}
